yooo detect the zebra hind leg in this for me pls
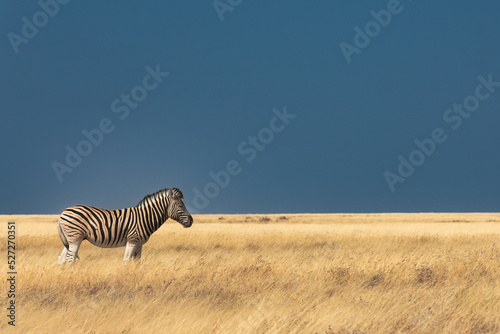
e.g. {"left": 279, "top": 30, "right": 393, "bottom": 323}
{"left": 58, "top": 221, "right": 83, "bottom": 265}
{"left": 58, "top": 247, "right": 69, "bottom": 265}
{"left": 65, "top": 239, "right": 83, "bottom": 264}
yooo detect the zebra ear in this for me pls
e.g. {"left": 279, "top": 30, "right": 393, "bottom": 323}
{"left": 173, "top": 188, "right": 184, "bottom": 199}
{"left": 166, "top": 188, "right": 183, "bottom": 199}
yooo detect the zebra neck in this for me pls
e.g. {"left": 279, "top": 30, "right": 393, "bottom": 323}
{"left": 141, "top": 202, "right": 168, "bottom": 232}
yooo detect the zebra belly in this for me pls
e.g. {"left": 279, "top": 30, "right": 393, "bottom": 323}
{"left": 86, "top": 238, "right": 128, "bottom": 248}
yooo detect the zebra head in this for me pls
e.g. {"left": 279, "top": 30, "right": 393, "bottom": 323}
{"left": 166, "top": 188, "right": 193, "bottom": 228}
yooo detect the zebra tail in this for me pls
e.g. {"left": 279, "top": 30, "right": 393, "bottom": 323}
{"left": 58, "top": 220, "right": 69, "bottom": 250}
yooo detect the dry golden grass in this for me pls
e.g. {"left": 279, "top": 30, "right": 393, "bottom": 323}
{"left": 1, "top": 213, "right": 499, "bottom": 333}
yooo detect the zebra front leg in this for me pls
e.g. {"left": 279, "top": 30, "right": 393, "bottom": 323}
{"left": 133, "top": 244, "right": 142, "bottom": 260}
{"left": 123, "top": 241, "right": 141, "bottom": 262}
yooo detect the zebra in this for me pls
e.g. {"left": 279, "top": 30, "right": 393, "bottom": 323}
{"left": 57, "top": 188, "right": 193, "bottom": 264}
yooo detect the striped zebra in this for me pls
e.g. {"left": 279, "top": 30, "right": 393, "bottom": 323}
{"left": 57, "top": 188, "right": 193, "bottom": 264}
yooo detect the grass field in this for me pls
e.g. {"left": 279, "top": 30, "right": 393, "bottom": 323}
{"left": 1, "top": 213, "right": 499, "bottom": 333}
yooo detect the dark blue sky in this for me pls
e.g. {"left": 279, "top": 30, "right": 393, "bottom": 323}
{"left": 1, "top": 1, "right": 499, "bottom": 214}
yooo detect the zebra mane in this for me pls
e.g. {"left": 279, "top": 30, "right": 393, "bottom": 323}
{"left": 137, "top": 188, "right": 183, "bottom": 207}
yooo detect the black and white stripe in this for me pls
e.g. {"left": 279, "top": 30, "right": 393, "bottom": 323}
{"left": 57, "top": 188, "right": 192, "bottom": 264}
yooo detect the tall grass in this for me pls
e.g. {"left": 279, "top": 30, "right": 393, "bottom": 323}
{"left": 1, "top": 214, "right": 499, "bottom": 333}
